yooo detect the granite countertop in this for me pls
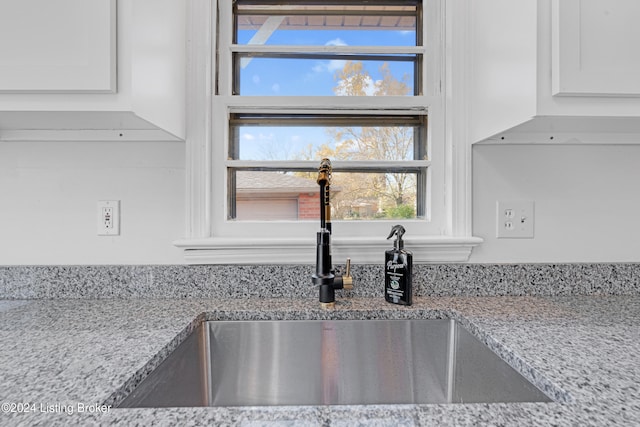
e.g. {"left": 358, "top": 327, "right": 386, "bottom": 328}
{"left": 1, "top": 296, "right": 639, "bottom": 426}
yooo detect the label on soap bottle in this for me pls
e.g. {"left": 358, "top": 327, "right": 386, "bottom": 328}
{"left": 385, "top": 253, "right": 412, "bottom": 306}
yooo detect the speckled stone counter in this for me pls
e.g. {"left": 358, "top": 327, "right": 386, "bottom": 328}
{"left": 3, "top": 263, "right": 640, "bottom": 299}
{"left": 1, "top": 296, "right": 640, "bottom": 426}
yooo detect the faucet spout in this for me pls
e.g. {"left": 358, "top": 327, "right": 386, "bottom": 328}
{"left": 317, "top": 158, "right": 332, "bottom": 233}
{"left": 311, "top": 158, "right": 353, "bottom": 309}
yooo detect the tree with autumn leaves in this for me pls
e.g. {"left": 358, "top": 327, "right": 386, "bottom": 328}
{"left": 299, "top": 60, "right": 417, "bottom": 220}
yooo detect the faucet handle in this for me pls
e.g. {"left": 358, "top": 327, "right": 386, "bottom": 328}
{"left": 342, "top": 258, "right": 353, "bottom": 290}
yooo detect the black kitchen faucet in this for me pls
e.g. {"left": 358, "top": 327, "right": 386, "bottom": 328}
{"left": 311, "top": 158, "right": 353, "bottom": 309}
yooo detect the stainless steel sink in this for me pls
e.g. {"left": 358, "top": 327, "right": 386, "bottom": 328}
{"left": 118, "top": 319, "right": 551, "bottom": 407}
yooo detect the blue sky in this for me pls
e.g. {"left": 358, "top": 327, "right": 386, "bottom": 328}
{"left": 236, "top": 28, "right": 416, "bottom": 160}
{"left": 238, "top": 29, "right": 415, "bottom": 96}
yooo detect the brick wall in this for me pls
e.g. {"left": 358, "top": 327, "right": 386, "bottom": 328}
{"left": 298, "top": 193, "right": 320, "bottom": 219}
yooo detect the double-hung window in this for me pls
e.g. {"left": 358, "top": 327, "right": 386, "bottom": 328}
{"left": 179, "top": 0, "right": 481, "bottom": 263}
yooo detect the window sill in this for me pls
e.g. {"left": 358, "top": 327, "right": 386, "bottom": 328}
{"left": 173, "top": 236, "right": 483, "bottom": 264}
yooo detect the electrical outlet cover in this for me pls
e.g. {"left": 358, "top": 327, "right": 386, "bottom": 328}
{"left": 496, "top": 201, "right": 534, "bottom": 239}
{"left": 97, "top": 200, "right": 120, "bottom": 236}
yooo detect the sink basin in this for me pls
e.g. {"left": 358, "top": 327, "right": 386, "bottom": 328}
{"left": 118, "top": 319, "right": 551, "bottom": 407}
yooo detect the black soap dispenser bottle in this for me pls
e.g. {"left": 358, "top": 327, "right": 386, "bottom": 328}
{"left": 385, "top": 224, "right": 413, "bottom": 306}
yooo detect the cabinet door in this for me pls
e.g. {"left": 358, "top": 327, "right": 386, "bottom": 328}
{"left": 0, "top": 0, "right": 116, "bottom": 93}
{"left": 552, "top": 0, "right": 640, "bottom": 96}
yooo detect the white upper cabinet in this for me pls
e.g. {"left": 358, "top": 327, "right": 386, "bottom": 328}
{"left": 0, "top": 0, "right": 116, "bottom": 93}
{"left": 469, "top": 0, "right": 640, "bottom": 144}
{"left": 0, "top": 0, "right": 185, "bottom": 141}
{"left": 553, "top": 0, "right": 640, "bottom": 96}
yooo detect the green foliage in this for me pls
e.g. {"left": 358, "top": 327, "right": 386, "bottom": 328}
{"left": 385, "top": 204, "right": 415, "bottom": 219}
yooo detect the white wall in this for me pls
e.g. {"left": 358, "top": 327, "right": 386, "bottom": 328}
{"left": 0, "top": 141, "right": 185, "bottom": 265}
{"left": 3, "top": 141, "right": 640, "bottom": 265}
{"left": 471, "top": 144, "right": 640, "bottom": 263}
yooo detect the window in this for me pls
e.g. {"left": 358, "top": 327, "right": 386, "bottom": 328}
{"left": 224, "top": 0, "right": 430, "bottom": 224}
{"left": 178, "top": 0, "right": 481, "bottom": 263}
{"left": 228, "top": 113, "right": 428, "bottom": 221}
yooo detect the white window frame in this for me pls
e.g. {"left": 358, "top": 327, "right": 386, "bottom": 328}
{"left": 176, "top": 0, "right": 482, "bottom": 264}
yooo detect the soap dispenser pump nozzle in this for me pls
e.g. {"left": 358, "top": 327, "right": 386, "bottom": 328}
{"left": 386, "top": 224, "right": 406, "bottom": 250}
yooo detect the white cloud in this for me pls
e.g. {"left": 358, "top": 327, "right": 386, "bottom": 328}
{"left": 327, "top": 59, "right": 347, "bottom": 72}
{"left": 252, "top": 74, "right": 261, "bottom": 84}
{"left": 271, "top": 83, "right": 280, "bottom": 93}
{"left": 311, "top": 38, "right": 348, "bottom": 74}
{"left": 242, "top": 133, "right": 255, "bottom": 141}
{"left": 325, "top": 38, "right": 347, "bottom": 47}
{"left": 259, "top": 132, "right": 275, "bottom": 140}
{"left": 313, "top": 58, "right": 345, "bottom": 73}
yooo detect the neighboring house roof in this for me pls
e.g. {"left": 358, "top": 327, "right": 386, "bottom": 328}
{"left": 236, "top": 171, "right": 318, "bottom": 194}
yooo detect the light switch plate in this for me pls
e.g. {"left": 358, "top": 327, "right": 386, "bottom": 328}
{"left": 496, "top": 200, "right": 534, "bottom": 238}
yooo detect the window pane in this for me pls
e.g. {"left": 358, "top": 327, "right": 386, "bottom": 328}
{"left": 328, "top": 171, "right": 419, "bottom": 220}
{"left": 236, "top": 56, "right": 416, "bottom": 96}
{"left": 231, "top": 116, "right": 423, "bottom": 162}
{"left": 235, "top": 1, "right": 419, "bottom": 46}
{"left": 236, "top": 14, "right": 417, "bottom": 47}
{"left": 231, "top": 170, "right": 421, "bottom": 221}
{"left": 233, "top": 171, "right": 317, "bottom": 221}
